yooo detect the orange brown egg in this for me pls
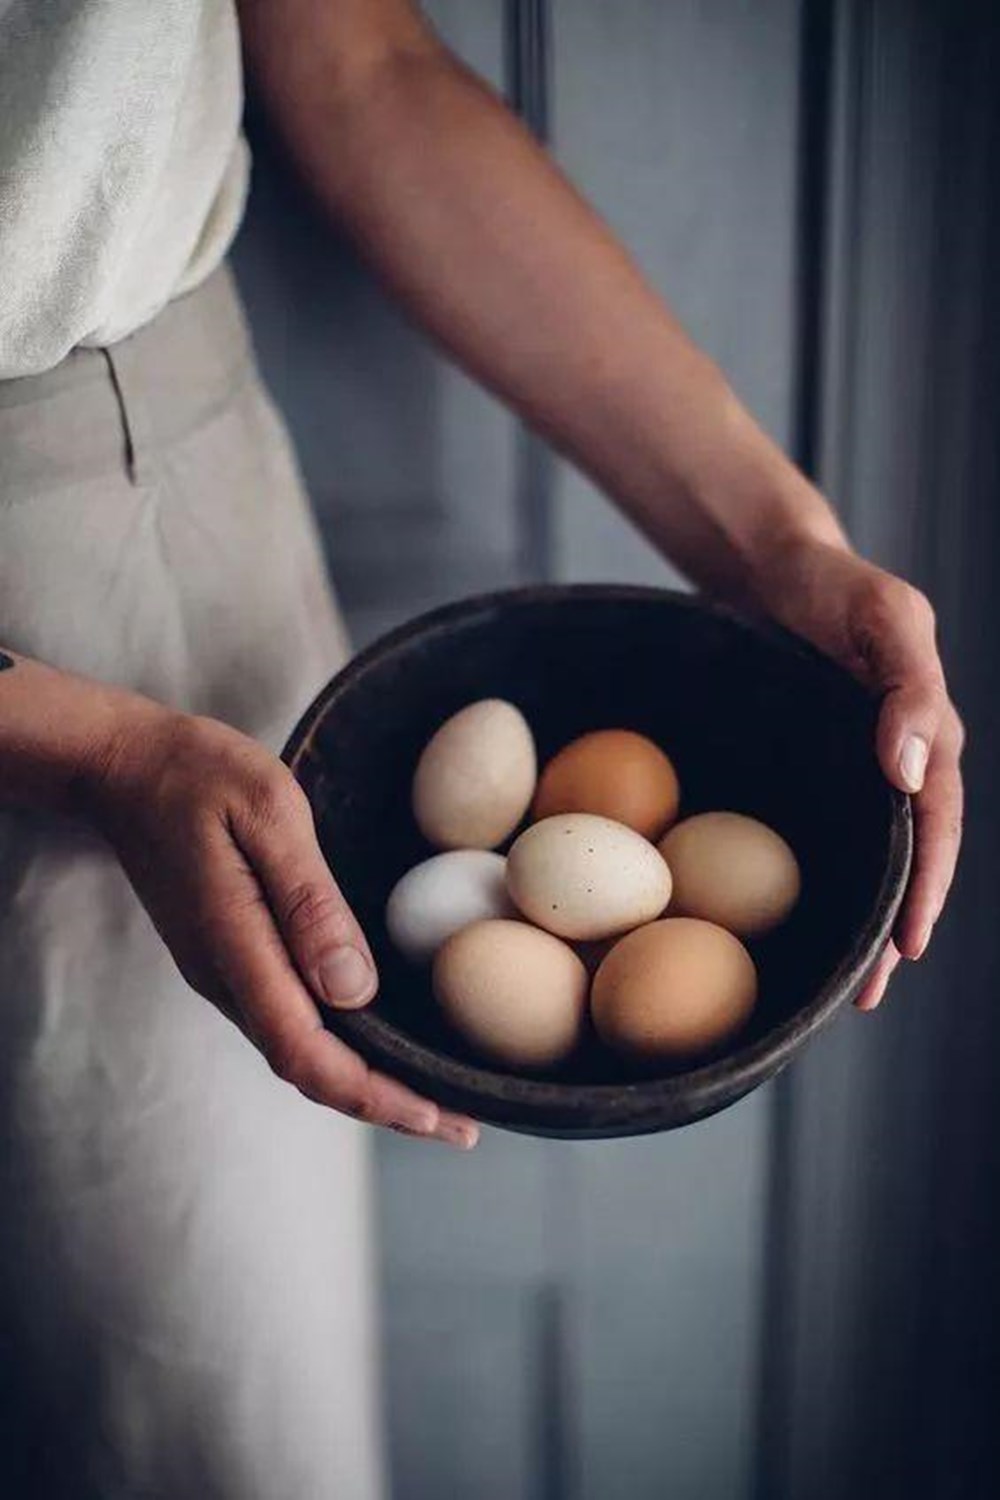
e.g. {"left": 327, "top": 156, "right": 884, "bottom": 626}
{"left": 532, "top": 730, "right": 680, "bottom": 841}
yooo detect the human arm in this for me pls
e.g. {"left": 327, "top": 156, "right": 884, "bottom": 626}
{"left": 239, "top": 0, "right": 963, "bottom": 1002}
{"left": 0, "top": 649, "right": 477, "bottom": 1143}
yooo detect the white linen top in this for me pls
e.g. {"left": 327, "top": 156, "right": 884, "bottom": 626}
{"left": 0, "top": 0, "right": 249, "bottom": 377}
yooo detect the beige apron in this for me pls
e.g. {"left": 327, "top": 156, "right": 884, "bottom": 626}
{"left": 0, "top": 268, "right": 384, "bottom": 1499}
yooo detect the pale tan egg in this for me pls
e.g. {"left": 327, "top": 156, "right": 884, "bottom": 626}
{"left": 412, "top": 699, "right": 537, "bottom": 850}
{"left": 506, "top": 813, "right": 672, "bottom": 942}
{"left": 591, "top": 917, "right": 758, "bottom": 1061}
{"left": 533, "top": 729, "right": 680, "bottom": 839}
{"left": 432, "top": 919, "right": 588, "bottom": 1069}
{"left": 658, "top": 811, "right": 801, "bottom": 937}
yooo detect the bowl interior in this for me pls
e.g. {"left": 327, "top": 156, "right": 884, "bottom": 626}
{"left": 286, "top": 587, "right": 905, "bottom": 1123}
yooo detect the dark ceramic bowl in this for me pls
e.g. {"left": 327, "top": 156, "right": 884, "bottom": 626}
{"left": 282, "top": 585, "right": 911, "bottom": 1139}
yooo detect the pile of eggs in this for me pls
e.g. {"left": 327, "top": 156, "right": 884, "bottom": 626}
{"left": 385, "top": 699, "right": 801, "bottom": 1072}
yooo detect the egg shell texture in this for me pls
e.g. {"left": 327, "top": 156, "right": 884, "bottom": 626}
{"left": 658, "top": 811, "right": 801, "bottom": 937}
{"left": 385, "top": 850, "right": 512, "bottom": 963}
{"left": 533, "top": 729, "right": 680, "bottom": 840}
{"left": 506, "top": 813, "right": 673, "bottom": 941}
{"left": 592, "top": 917, "right": 758, "bottom": 1061}
{"left": 432, "top": 918, "right": 588, "bottom": 1069}
{"left": 412, "top": 698, "right": 537, "bottom": 850}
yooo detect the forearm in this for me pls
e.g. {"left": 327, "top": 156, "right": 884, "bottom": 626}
{"left": 0, "top": 649, "right": 163, "bottom": 815}
{"left": 244, "top": 13, "right": 849, "bottom": 603}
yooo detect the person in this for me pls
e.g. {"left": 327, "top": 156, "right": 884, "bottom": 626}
{"left": 0, "top": 1, "right": 964, "bottom": 1495}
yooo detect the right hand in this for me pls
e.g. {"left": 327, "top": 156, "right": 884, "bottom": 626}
{"left": 89, "top": 704, "right": 479, "bottom": 1149}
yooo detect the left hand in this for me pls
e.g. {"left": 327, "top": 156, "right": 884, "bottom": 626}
{"left": 757, "top": 535, "right": 964, "bottom": 1010}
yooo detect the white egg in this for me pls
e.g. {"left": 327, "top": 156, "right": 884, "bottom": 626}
{"left": 506, "top": 813, "right": 673, "bottom": 941}
{"left": 386, "top": 850, "right": 513, "bottom": 963}
{"left": 412, "top": 698, "right": 537, "bottom": 850}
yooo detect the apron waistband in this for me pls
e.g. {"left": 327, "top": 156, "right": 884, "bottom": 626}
{"left": 0, "top": 265, "right": 255, "bottom": 490}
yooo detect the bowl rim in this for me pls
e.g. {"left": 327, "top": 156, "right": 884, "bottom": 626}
{"left": 282, "top": 583, "right": 914, "bottom": 1133}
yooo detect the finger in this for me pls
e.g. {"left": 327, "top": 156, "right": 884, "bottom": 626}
{"left": 875, "top": 677, "right": 948, "bottom": 797}
{"left": 232, "top": 777, "right": 378, "bottom": 1011}
{"left": 851, "top": 577, "right": 945, "bottom": 796}
{"left": 893, "top": 732, "right": 964, "bottom": 960}
{"left": 197, "top": 830, "right": 479, "bottom": 1145}
{"left": 855, "top": 940, "right": 901, "bottom": 1012}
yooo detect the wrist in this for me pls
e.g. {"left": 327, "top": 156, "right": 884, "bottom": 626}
{"left": 76, "top": 690, "right": 178, "bottom": 823}
{"left": 0, "top": 651, "right": 176, "bottom": 820}
{"left": 684, "top": 382, "right": 854, "bottom": 604}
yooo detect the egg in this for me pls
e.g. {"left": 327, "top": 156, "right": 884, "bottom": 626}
{"left": 591, "top": 918, "right": 758, "bottom": 1060}
{"left": 533, "top": 729, "right": 680, "bottom": 839}
{"left": 385, "top": 851, "right": 513, "bottom": 963}
{"left": 412, "top": 699, "right": 537, "bottom": 850}
{"left": 433, "top": 919, "right": 588, "bottom": 1068}
{"left": 506, "top": 813, "right": 672, "bottom": 941}
{"left": 658, "top": 811, "right": 801, "bottom": 937}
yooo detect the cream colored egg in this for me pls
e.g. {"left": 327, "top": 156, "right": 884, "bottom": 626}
{"left": 433, "top": 919, "right": 588, "bottom": 1068}
{"left": 506, "top": 813, "right": 672, "bottom": 941}
{"left": 591, "top": 918, "right": 758, "bottom": 1061}
{"left": 658, "top": 811, "right": 801, "bottom": 937}
{"left": 412, "top": 699, "right": 536, "bottom": 850}
{"left": 386, "top": 851, "right": 512, "bottom": 964}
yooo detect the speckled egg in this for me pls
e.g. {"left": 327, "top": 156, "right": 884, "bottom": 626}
{"left": 506, "top": 813, "right": 672, "bottom": 941}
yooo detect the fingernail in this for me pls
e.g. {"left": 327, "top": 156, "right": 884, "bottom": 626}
{"left": 857, "top": 983, "right": 885, "bottom": 1013}
{"left": 318, "top": 946, "right": 375, "bottom": 1008}
{"left": 434, "top": 1120, "right": 480, "bottom": 1151}
{"left": 912, "top": 926, "right": 932, "bottom": 960}
{"left": 900, "top": 734, "right": 928, "bottom": 792}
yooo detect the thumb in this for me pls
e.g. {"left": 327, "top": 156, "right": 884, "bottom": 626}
{"left": 234, "top": 778, "right": 378, "bottom": 1011}
{"left": 876, "top": 678, "right": 945, "bottom": 796}
{"left": 852, "top": 577, "right": 947, "bottom": 793}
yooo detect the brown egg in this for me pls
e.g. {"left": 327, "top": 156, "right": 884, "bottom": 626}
{"left": 433, "top": 919, "right": 588, "bottom": 1069}
{"left": 658, "top": 811, "right": 801, "bottom": 937}
{"left": 591, "top": 918, "right": 757, "bottom": 1061}
{"left": 532, "top": 729, "right": 680, "bottom": 840}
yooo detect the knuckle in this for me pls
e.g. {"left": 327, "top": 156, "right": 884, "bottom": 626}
{"left": 908, "top": 585, "right": 937, "bottom": 635}
{"left": 280, "top": 882, "right": 352, "bottom": 945}
{"left": 243, "top": 763, "right": 301, "bottom": 828}
{"left": 862, "top": 574, "right": 935, "bottom": 640}
{"left": 947, "top": 708, "right": 967, "bottom": 755}
{"left": 863, "top": 572, "right": 907, "bottom": 622}
{"left": 917, "top": 677, "right": 949, "bottom": 716}
{"left": 335, "top": 1078, "right": 375, "bottom": 1122}
{"left": 262, "top": 1025, "right": 313, "bottom": 1086}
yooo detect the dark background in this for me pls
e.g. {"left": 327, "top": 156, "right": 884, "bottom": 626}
{"left": 233, "top": 2, "right": 1000, "bottom": 1496}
